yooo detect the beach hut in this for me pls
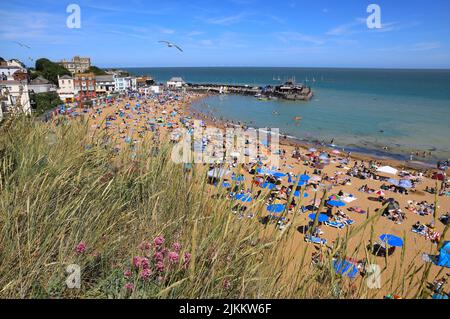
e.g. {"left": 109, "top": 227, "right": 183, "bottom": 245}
{"left": 377, "top": 166, "right": 398, "bottom": 175}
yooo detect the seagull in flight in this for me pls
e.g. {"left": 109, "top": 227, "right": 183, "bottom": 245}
{"left": 158, "top": 40, "right": 183, "bottom": 52}
{"left": 13, "top": 41, "right": 31, "bottom": 49}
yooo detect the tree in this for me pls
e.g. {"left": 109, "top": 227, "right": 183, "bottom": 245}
{"left": 87, "top": 66, "right": 107, "bottom": 76}
{"left": 34, "top": 58, "right": 71, "bottom": 85}
{"left": 31, "top": 91, "right": 63, "bottom": 116}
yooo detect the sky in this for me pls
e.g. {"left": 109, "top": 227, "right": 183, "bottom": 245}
{"left": 1, "top": 0, "right": 450, "bottom": 68}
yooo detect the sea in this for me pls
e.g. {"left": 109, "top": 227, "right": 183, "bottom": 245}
{"left": 124, "top": 67, "right": 450, "bottom": 164}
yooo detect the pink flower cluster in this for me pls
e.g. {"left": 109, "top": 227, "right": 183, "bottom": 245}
{"left": 75, "top": 242, "right": 86, "bottom": 254}
{"left": 123, "top": 236, "right": 191, "bottom": 291}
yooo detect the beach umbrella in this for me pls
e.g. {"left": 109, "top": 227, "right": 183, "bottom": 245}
{"left": 308, "top": 148, "right": 317, "bottom": 152}
{"left": 260, "top": 182, "right": 276, "bottom": 190}
{"left": 331, "top": 150, "right": 341, "bottom": 155}
{"left": 207, "top": 168, "right": 231, "bottom": 179}
{"left": 299, "top": 174, "right": 311, "bottom": 182}
{"left": 333, "top": 259, "right": 358, "bottom": 279}
{"left": 267, "top": 204, "right": 286, "bottom": 214}
{"left": 231, "top": 175, "right": 245, "bottom": 182}
{"left": 398, "top": 179, "right": 412, "bottom": 189}
{"left": 308, "top": 213, "right": 329, "bottom": 223}
{"left": 257, "top": 167, "right": 270, "bottom": 175}
{"left": 235, "top": 194, "right": 252, "bottom": 203}
{"left": 377, "top": 166, "right": 398, "bottom": 175}
{"left": 375, "top": 190, "right": 385, "bottom": 197}
{"left": 379, "top": 234, "right": 403, "bottom": 247}
{"left": 319, "top": 153, "right": 329, "bottom": 160}
{"left": 294, "top": 191, "right": 309, "bottom": 198}
{"left": 230, "top": 152, "right": 240, "bottom": 158}
{"left": 272, "top": 172, "right": 287, "bottom": 179}
{"left": 327, "top": 200, "right": 346, "bottom": 207}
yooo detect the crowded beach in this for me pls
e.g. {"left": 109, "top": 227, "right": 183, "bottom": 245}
{"left": 53, "top": 87, "right": 450, "bottom": 298}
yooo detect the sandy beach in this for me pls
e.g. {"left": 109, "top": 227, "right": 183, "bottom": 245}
{"left": 66, "top": 90, "right": 449, "bottom": 298}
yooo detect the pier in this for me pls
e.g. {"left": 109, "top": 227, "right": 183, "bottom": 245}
{"left": 186, "top": 80, "right": 313, "bottom": 101}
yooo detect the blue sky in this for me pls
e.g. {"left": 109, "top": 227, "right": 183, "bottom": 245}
{"left": 1, "top": 0, "right": 450, "bottom": 68}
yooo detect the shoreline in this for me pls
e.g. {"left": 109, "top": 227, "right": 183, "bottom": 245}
{"left": 186, "top": 93, "right": 439, "bottom": 173}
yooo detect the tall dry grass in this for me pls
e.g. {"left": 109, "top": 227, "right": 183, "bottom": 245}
{"left": 0, "top": 116, "right": 441, "bottom": 298}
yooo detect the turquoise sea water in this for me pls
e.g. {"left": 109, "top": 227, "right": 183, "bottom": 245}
{"left": 125, "top": 67, "right": 450, "bottom": 162}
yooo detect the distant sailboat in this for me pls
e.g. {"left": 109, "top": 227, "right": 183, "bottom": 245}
{"left": 305, "top": 77, "right": 309, "bottom": 82}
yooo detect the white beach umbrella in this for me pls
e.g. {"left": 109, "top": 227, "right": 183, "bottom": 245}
{"left": 376, "top": 166, "right": 398, "bottom": 175}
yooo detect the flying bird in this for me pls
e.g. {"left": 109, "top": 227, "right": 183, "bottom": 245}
{"left": 158, "top": 40, "right": 183, "bottom": 52}
{"left": 13, "top": 41, "right": 31, "bottom": 49}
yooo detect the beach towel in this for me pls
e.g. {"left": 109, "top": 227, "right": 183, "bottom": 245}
{"left": 325, "top": 221, "right": 345, "bottom": 229}
{"left": 305, "top": 235, "right": 327, "bottom": 245}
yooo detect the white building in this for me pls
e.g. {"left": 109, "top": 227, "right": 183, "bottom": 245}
{"left": 57, "top": 75, "right": 75, "bottom": 102}
{"left": 114, "top": 76, "right": 137, "bottom": 92}
{"left": 28, "top": 76, "right": 57, "bottom": 94}
{"left": 96, "top": 75, "right": 116, "bottom": 94}
{"left": 166, "top": 77, "right": 185, "bottom": 88}
{"left": 0, "top": 80, "right": 32, "bottom": 120}
{"left": 138, "top": 85, "right": 161, "bottom": 96}
{"left": 0, "top": 59, "right": 28, "bottom": 81}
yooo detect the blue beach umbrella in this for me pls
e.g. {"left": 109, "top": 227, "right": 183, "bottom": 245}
{"left": 272, "top": 172, "right": 287, "bottom": 179}
{"left": 294, "top": 191, "right": 309, "bottom": 198}
{"left": 333, "top": 260, "right": 359, "bottom": 279}
{"left": 308, "top": 148, "right": 317, "bottom": 152}
{"left": 218, "top": 182, "right": 231, "bottom": 188}
{"left": 379, "top": 234, "right": 404, "bottom": 247}
{"left": 388, "top": 178, "right": 399, "bottom": 186}
{"left": 267, "top": 204, "right": 286, "bottom": 214}
{"left": 232, "top": 175, "right": 245, "bottom": 182}
{"left": 260, "top": 182, "right": 276, "bottom": 190}
{"left": 398, "top": 180, "right": 412, "bottom": 189}
{"left": 308, "top": 213, "right": 329, "bottom": 223}
{"left": 327, "top": 200, "right": 346, "bottom": 207}
{"left": 235, "top": 194, "right": 252, "bottom": 203}
{"left": 257, "top": 167, "right": 271, "bottom": 175}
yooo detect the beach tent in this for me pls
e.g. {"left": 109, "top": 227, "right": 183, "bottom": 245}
{"left": 377, "top": 166, "right": 398, "bottom": 175}
{"left": 333, "top": 259, "right": 359, "bottom": 279}
{"left": 435, "top": 241, "right": 450, "bottom": 268}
